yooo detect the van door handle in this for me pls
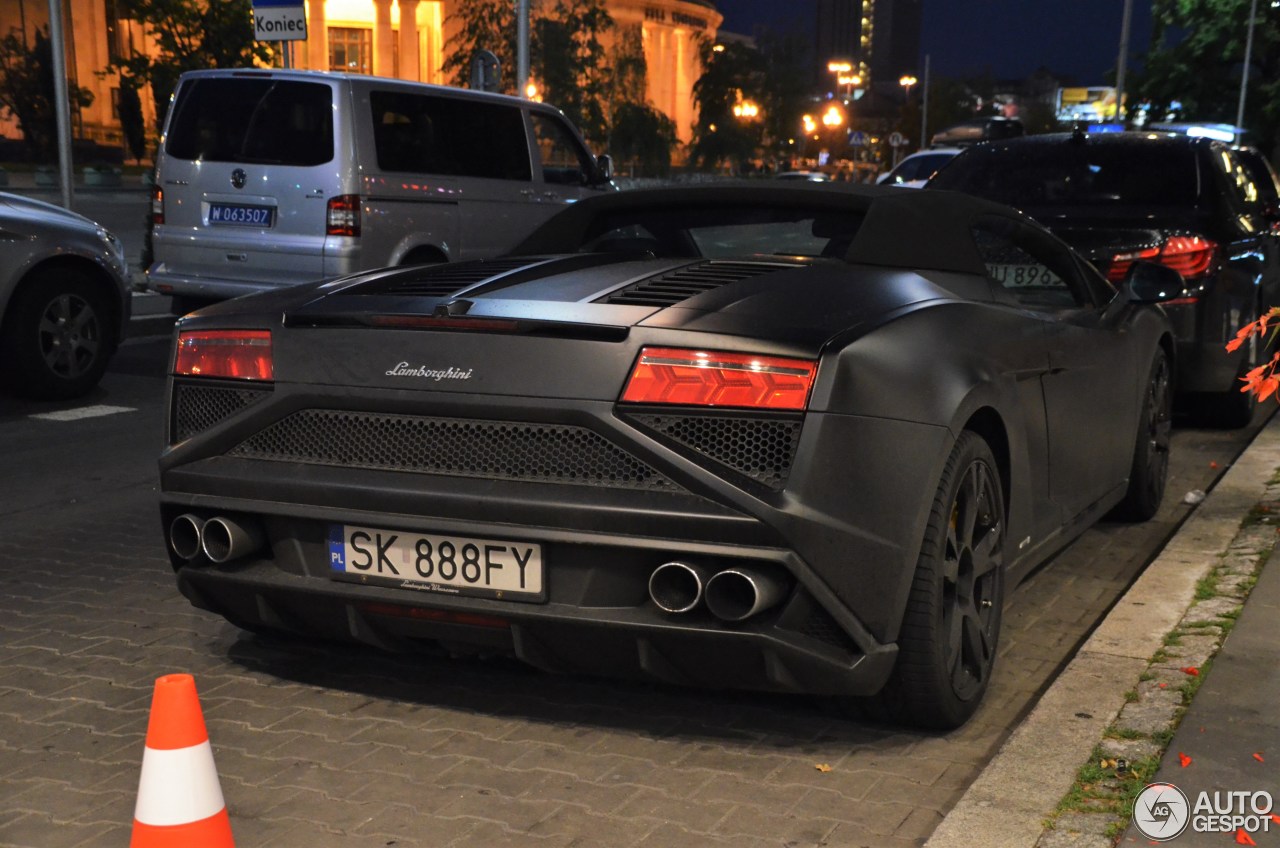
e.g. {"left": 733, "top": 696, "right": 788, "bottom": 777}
{"left": 227, "top": 253, "right": 248, "bottom": 262}
{"left": 543, "top": 191, "right": 560, "bottom": 201}
{"left": 519, "top": 189, "right": 536, "bottom": 198}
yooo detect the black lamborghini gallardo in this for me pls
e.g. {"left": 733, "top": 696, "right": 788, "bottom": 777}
{"left": 159, "top": 184, "right": 1179, "bottom": 728}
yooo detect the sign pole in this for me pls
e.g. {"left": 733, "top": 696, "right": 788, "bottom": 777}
{"left": 47, "top": 0, "right": 74, "bottom": 209}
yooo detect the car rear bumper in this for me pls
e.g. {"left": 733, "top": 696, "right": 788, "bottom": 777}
{"left": 158, "top": 381, "right": 954, "bottom": 697}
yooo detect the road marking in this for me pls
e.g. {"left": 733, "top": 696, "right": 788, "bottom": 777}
{"left": 30, "top": 405, "right": 137, "bottom": 422}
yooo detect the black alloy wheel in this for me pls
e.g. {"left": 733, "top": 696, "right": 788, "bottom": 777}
{"left": 867, "top": 431, "right": 1006, "bottom": 729}
{"left": 1112, "top": 349, "right": 1172, "bottom": 521}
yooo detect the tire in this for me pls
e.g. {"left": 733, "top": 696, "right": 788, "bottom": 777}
{"left": 1111, "top": 350, "right": 1172, "bottom": 522}
{"left": 868, "top": 432, "right": 1006, "bottom": 729}
{"left": 0, "top": 269, "right": 116, "bottom": 400}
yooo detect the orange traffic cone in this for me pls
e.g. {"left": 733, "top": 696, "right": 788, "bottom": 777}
{"left": 130, "top": 674, "right": 235, "bottom": 848}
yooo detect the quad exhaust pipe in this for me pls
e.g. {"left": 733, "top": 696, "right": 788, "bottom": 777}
{"left": 648, "top": 561, "right": 788, "bottom": 622}
{"left": 168, "top": 514, "right": 264, "bottom": 564}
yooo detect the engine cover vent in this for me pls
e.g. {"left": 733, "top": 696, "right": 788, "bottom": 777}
{"left": 599, "top": 260, "right": 793, "bottom": 307}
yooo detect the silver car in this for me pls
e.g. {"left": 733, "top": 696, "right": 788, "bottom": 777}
{"left": 0, "top": 192, "right": 131, "bottom": 399}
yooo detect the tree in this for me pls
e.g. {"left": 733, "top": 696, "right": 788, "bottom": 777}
{"left": 107, "top": 0, "right": 273, "bottom": 130}
{"left": 118, "top": 77, "right": 147, "bottom": 163}
{"left": 0, "top": 27, "right": 94, "bottom": 161}
{"left": 534, "top": 0, "right": 613, "bottom": 148}
{"left": 1135, "top": 0, "right": 1280, "bottom": 159}
{"left": 689, "top": 39, "right": 767, "bottom": 173}
{"left": 755, "top": 31, "right": 811, "bottom": 164}
{"left": 604, "top": 22, "right": 675, "bottom": 176}
{"left": 441, "top": 0, "right": 516, "bottom": 93}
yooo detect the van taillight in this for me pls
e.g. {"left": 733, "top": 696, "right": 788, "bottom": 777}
{"left": 326, "top": 195, "right": 361, "bottom": 236}
{"left": 151, "top": 186, "right": 164, "bottom": 225}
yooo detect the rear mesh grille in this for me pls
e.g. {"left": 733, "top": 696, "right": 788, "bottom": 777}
{"left": 173, "top": 383, "right": 272, "bottom": 442}
{"left": 346, "top": 258, "right": 539, "bottom": 297}
{"left": 627, "top": 413, "right": 802, "bottom": 489}
{"left": 599, "top": 261, "right": 792, "bottom": 307}
{"left": 229, "top": 410, "right": 682, "bottom": 491}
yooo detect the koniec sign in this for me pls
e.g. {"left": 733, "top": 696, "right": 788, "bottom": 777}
{"left": 253, "top": 0, "right": 308, "bottom": 42}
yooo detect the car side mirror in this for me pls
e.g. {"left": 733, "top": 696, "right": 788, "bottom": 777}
{"left": 1121, "top": 260, "right": 1184, "bottom": 304}
{"left": 594, "top": 154, "right": 614, "bottom": 185}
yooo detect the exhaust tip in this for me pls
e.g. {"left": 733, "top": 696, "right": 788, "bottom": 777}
{"left": 200, "top": 515, "right": 263, "bottom": 564}
{"left": 705, "top": 568, "right": 787, "bottom": 623}
{"left": 169, "top": 514, "right": 205, "bottom": 561}
{"left": 648, "top": 561, "right": 707, "bottom": 614}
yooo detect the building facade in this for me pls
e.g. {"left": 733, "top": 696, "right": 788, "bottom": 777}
{"left": 0, "top": 0, "right": 720, "bottom": 156}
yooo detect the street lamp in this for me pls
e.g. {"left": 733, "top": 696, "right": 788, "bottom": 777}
{"left": 733, "top": 99, "right": 760, "bottom": 120}
{"left": 821, "top": 104, "right": 844, "bottom": 128}
{"left": 899, "top": 75, "right": 918, "bottom": 100}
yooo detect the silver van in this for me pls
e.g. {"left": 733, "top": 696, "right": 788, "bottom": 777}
{"left": 146, "top": 69, "right": 613, "bottom": 309}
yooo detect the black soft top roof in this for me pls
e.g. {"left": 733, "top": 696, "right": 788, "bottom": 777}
{"left": 511, "top": 182, "right": 1038, "bottom": 277}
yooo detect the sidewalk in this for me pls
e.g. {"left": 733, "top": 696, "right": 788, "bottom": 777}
{"left": 928, "top": 413, "right": 1280, "bottom": 848}
{"left": 0, "top": 166, "right": 151, "bottom": 193}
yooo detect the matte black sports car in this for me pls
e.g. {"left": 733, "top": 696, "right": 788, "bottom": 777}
{"left": 159, "top": 184, "right": 1178, "bottom": 728}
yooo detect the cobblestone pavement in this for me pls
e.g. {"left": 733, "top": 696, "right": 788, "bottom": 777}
{"left": 0, "top": 354, "right": 1266, "bottom": 848}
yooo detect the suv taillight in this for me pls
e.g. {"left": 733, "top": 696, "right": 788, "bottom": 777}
{"left": 151, "top": 185, "right": 164, "bottom": 225}
{"left": 1108, "top": 235, "right": 1219, "bottom": 284}
{"left": 326, "top": 194, "right": 361, "bottom": 236}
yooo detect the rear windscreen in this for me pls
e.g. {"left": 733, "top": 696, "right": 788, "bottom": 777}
{"left": 165, "top": 78, "right": 334, "bottom": 166}
{"left": 930, "top": 142, "right": 1199, "bottom": 208}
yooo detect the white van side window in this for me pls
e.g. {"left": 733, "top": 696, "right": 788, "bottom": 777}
{"left": 371, "top": 92, "right": 532, "bottom": 181}
{"left": 530, "top": 113, "right": 593, "bottom": 186}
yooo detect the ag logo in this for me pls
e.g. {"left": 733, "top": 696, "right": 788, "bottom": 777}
{"left": 230, "top": 168, "right": 247, "bottom": 189}
{"left": 1133, "top": 782, "right": 1190, "bottom": 841}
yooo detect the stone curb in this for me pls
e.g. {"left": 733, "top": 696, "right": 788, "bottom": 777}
{"left": 925, "top": 414, "right": 1280, "bottom": 848}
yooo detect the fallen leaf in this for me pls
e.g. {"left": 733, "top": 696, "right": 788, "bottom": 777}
{"left": 1179, "top": 752, "right": 1192, "bottom": 768}
{"left": 1211, "top": 462, "right": 1220, "bottom": 469}
{"left": 1235, "top": 828, "right": 1256, "bottom": 846}
{"left": 1272, "top": 814, "right": 1280, "bottom": 826}
{"left": 1181, "top": 667, "right": 1200, "bottom": 676}
{"left": 814, "top": 763, "right": 832, "bottom": 773}
{"left": 1159, "top": 682, "right": 1168, "bottom": 689}
{"left": 1101, "top": 758, "right": 1117, "bottom": 769}
{"left": 1253, "top": 752, "right": 1265, "bottom": 763}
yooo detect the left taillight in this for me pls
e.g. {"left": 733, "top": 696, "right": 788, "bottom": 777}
{"left": 150, "top": 185, "right": 164, "bottom": 225}
{"left": 1107, "top": 235, "right": 1219, "bottom": 284}
{"left": 173, "top": 330, "right": 273, "bottom": 381}
{"left": 620, "top": 347, "right": 817, "bottom": 410}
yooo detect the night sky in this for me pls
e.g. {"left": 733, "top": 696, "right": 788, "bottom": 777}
{"left": 716, "top": 0, "right": 1155, "bottom": 84}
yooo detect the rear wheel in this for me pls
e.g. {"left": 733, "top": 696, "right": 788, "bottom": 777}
{"left": 1111, "top": 350, "right": 1172, "bottom": 521}
{"left": 0, "top": 269, "right": 116, "bottom": 400}
{"left": 866, "top": 432, "right": 1006, "bottom": 729}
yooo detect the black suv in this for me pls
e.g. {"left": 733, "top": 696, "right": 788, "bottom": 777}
{"left": 929, "top": 132, "right": 1280, "bottom": 426}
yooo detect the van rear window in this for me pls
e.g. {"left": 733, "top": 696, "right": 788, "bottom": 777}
{"left": 166, "top": 78, "right": 334, "bottom": 166}
{"left": 371, "top": 91, "right": 531, "bottom": 181}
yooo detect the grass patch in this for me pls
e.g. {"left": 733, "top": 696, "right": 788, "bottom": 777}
{"left": 1194, "top": 572, "right": 1219, "bottom": 601}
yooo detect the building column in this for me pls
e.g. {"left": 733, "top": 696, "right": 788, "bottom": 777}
{"left": 397, "top": 0, "right": 420, "bottom": 81}
{"left": 373, "top": 0, "right": 394, "bottom": 77}
{"left": 306, "top": 0, "right": 328, "bottom": 71}
{"left": 674, "top": 29, "right": 691, "bottom": 144}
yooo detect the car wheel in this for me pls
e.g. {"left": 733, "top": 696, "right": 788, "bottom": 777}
{"left": 1111, "top": 350, "right": 1172, "bottom": 522}
{"left": 871, "top": 432, "right": 1006, "bottom": 729}
{"left": 0, "top": 269, "right": 116, "bottom": 400}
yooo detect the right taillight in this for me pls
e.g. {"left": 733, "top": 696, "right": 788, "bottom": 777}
{"left": 620, "top": 347, "right": 817, "bottom": 410}
{"left": 1108, "top": 235, "right": 1219, "bottom": 284}
{"left": 151, "top": 185, "right": 164, "bottom": 225}
{"left": 326, "top": 194, "right": 361, "bottom": 237}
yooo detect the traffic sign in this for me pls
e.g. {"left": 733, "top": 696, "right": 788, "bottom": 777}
{"left": 850, "top": 131, "right": 868, "bottom": 147}
{"left": 889, "top": 132, "right": 906, "bottom": 147}
{"left": 253, "top": 0, "right": 307, "bottom": 41}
